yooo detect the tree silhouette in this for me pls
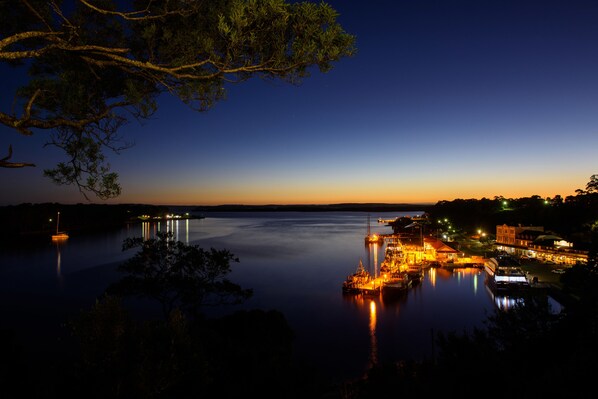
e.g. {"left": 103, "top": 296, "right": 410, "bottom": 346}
{"left": 108, "top": 232, "right": 252, "bottom": 318}
{"left": 0, "top": 0, "right": 356, "bottom": 198}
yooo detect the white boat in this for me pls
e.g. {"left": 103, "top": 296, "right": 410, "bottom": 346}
{"left": 484, "top": 255, "right": 529, "bottom": 291}
{"left": 51, "top": 211, "right": 69, "bottom": 241}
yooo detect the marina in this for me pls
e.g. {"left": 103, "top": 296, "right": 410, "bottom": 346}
{"left": 344, "top": 232, "right": 426, "bottom": 297}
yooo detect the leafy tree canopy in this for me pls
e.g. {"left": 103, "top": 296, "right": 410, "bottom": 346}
{"left": 108, "top": 231, "right": 253, "bottom": 318}
{"left": 0, "top": 0, "right": 356, "bottom": 199}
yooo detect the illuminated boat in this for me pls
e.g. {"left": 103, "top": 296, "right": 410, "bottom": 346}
{"left": 52, "top": 232, "right": 69, "bottom": 241}
{"left": 381, "top": 270, "right": 410, "bottom": 298}
{"left": 364, "top": 214, "right": 384, "bottom": 245}
{"left": 342, "top": 259, "right": 380, "bottom": 295}
{"left": 365, "top": 233, "right": 384, "bottom": 245}
{"left": 484, "top": 255, "right": 529, "bottom": 291}
{"left": 406, "top": 262, "right": 424, "bottom": 283}
{"left": 382, "top": 236, "right": 405, "bottom": 266}
{"left": 51, "top": 211, "right": 69, "bottom": 241}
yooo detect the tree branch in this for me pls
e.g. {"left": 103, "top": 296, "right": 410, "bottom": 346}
{"left": 78, "top": 0, "right": 195, "bottom": 21}
{"left": 0, "top": 145, "right": 35, "bottom": 168}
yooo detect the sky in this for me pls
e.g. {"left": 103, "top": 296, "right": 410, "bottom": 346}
{"left": 2, "top": 0, "right": 598, "bottom": 206}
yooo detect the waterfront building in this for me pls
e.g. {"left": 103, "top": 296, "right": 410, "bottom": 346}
{"left": 422, "top": 237, "right": 460, "bottom": 264}
{"left": 495, "top": 224, "right": 588, "bottom": 265}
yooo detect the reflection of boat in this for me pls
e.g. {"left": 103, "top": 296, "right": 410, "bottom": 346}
{"left": 484, "top": 255, "right": 529, "bottom": 292}
{"left": 51, "top": 211, "right": 69, "bottom": 241}
{"left": 484, "top": 283, "right": 526, "bottom": 310}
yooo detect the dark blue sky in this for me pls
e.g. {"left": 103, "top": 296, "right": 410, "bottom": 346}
{"left": 2, "top": 0, "right": 597, "bottom": 205}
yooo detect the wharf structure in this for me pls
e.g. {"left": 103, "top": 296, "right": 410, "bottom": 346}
{"left": 343, "top": 234, "right": 422, "bottom": 297}
{"left": 344, "top": 215, "right": 489, "bottom": 297}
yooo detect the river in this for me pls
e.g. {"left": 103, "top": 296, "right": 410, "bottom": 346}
{"left": 0, "top": 211, "right": 504, "bottom": 383}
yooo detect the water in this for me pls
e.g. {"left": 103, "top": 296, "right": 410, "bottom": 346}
{"left": 0, "top": 211, "right": 498, "bottom": 383}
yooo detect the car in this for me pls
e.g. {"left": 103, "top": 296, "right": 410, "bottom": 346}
{"left": 551, "top": 268, "right": 566, "bottom": 274}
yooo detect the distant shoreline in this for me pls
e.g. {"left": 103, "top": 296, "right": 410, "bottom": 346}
{"left": 192, "top": 203, "right": 434, "bottom": 213}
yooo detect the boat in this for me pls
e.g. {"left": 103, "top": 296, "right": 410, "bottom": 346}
{"left": 364, "top": 214, "right": 384, "bottom": 245}
{"left": 484, "top": 255, "right": 529, "bottom": 292}
{"left": 51, "top": 211, "right": 69, "bottom": 241}
{"left": 342, "top": 259, "right": 380, "bottom": 295}
{"left": 406, "top": 263, "right": 424, "bottom": 285}
{"left": 379, "top": 236, "right": 413, "bottom": 296}
{"left": 365, "top": 233, "right": 384, "bottom": 245}
{"left": 382, "top": 236, "right": 405, "bottom": 267}
{"left": 381, "top": 270, "right": 410, "bottom": 298}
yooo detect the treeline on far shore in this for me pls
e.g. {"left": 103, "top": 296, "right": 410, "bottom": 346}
{"left": 0, "top": 202, "right": 431, "bottom": 243}
{"left": 0, "top": 203, "right": 171, "bottom": 242}
{"left": 4, "top": 188, "right": 598, "bottom": 251}
{"left": 192, "top": 203, "right": 433, "bottom": 213}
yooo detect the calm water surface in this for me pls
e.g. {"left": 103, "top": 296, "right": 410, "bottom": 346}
{"left": 0, "top": 211, "right": 502, "bottom": 383}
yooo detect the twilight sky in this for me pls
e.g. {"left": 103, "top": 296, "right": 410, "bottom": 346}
{"left": 2, "top": 0, "right": 598, "bottom": 206}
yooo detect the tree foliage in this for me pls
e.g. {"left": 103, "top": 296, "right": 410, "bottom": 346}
{"left": 68, "top": 296, "right": 303, "bottom": 398}
{"left": 108, "top": 231, "right": 253, "bottom": 318}
{"left": 0, "top": 0, "right": 356, "bottom": 199}
{"left": 427, "top": 174, "right": 598, "bottom": 249}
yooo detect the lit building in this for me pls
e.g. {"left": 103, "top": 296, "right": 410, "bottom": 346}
{"left": 423, "top": 237, "right": 460, "bottom": 264}
{"left": 495, "top": 224, "right": 587, "bottom": 265}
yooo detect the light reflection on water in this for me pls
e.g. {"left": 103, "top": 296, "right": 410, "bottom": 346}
{"left": 1, "top": 211, "right": 510, "bottom": 383}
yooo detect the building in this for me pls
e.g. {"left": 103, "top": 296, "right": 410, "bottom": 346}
{"left": 495, "top": 224, "right": 587, "bottom": 265}
{"left": 496, "top": 224, "right": 544, "bottom": 246}
{"left": 423, "top": 237, "right": 460, "bottom": 264}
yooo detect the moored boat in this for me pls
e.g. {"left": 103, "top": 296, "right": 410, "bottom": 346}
{"left": 364, "top": 214, "right": 384, "bottom": 245}
{"left": 406, "top": 263, "right": 424, "bottom": 284}
{"left": 485, "top": 255, "right": 529, "bottom": 291}
{"left": 51, "top": 211, "right": 69, "bottom": 241}
{"left": 381, "top": 270, "right": 410, "bottom": 298}
{"left": 342, "top": 259, "right": 373, "bottom": 294}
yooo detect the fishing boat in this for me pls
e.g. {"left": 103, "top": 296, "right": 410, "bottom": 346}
{"left": 379, "top": 235, "right": 413, "bottom": 297}
{"left": 51, "top": 211, "right": 69, "bottom": 241}
{"left": 406, "top": 263, "right": 424, "bottom": 285}
{"left": 381, "top": 270, "right": 410, "bottom": 298}
{"left": 379, "top": 235, "right": 407, "bottom": 278}
{"left": 342, "top": 259, "right": 379, "bottom": 294}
